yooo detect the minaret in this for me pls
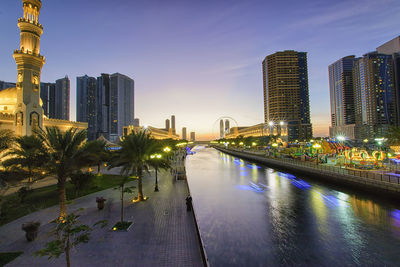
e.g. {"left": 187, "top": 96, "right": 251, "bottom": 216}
{"left": 13, "top": 0, "right": 45, "bottom": 136}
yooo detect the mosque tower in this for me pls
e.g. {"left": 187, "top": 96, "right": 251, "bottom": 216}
{"left": 13, "top": 0, "right": 45, "bottom": 135}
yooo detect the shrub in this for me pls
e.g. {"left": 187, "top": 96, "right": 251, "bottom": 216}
{"left": 17, "top": 187, "right": 31, "bottom": 203}
{"left": 69, "top": 172, "right": 94, "bottom": 196}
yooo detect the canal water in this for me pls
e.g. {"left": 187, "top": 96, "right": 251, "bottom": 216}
{"left": 186, "top": 147, "right": 400, "bottom": 266}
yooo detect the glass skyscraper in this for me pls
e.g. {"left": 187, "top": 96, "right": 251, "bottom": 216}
{"left": 328, "top": 56, "right": 356, "bottom": 139}
{"left": 77, "top": 75, "right": 97, "bottom": 140}
{"left": 353, "top": 52, "right": 396, "bottom": 139}
{"left": 55, "top": 76, "right": 70, "bottom": 120}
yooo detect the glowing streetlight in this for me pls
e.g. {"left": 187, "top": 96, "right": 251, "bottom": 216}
{"left": 252, "top": 142, "right": 257, "bottom": 147}
{"left": 272, "top": 143, "right": 278, "bottom": 147}
{"left": 239, "top": 142, "right": 244, "bottom": 146}
{"left": 337, "top": 135, "right": 345, "bottom": 142}
{"left": 268, "top": 121, "right": 274, "bottom": 126}
{"left": 279, "top": 121, "right": 284, "bottom": 126}
{"left": 150, "top": 153, "right": 162, "bottom": 191}
{"left": 313, "top": 143, "right": 322, "bottom": 165}
{"left": 163, "top": 147, "right": 171, "bottom": 153}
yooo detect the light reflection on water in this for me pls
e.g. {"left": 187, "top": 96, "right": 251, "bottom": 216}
{"left": 186, "top": 148, "right": 400, "bottom": 266}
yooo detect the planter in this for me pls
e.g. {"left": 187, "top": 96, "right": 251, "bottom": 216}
{"left": 22, "top": 222, "right": 40, "bottom": 242}
{"left": 111, "top": 221, "right": 133, "bottom": 232}
{"left": 96, "top": 197, "right": 106, "bottom": 210}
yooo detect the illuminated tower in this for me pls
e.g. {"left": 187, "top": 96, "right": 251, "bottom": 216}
{"left": 13, "top": 0, "right": 45, "bottom": 136}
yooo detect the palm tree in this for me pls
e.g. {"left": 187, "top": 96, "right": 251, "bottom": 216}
{"left": 108, "top": 131, "right": 159, "bottom": 201}
{"left": 3, "top": 135, "right": 48, "bottom": 183}
{"left": 0, "top": 129, "right": 14, "bottom": 154}
{"left": 35, "top": 127, "right": 87, "bottom": 219}
{"left": 80, "top": 140, "right": 110, "bottom": 175}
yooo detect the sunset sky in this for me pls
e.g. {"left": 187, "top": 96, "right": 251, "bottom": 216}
{"left": 1, "top": 0, "right": 400, "bottom": 140}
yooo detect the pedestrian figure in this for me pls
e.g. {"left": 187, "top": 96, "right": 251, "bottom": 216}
{"left": 186, "top": 196, "right": 192, "bottom": 211}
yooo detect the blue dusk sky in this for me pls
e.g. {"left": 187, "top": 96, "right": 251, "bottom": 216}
{"left": 1, "top": 0, "right": 399, "bottom": 140}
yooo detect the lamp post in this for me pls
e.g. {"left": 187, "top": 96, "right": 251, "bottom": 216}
{"left": 150, "top": 153, "right": 162, "bottom": 192}
{"left": 313, "top": 143, "right": 321, "bottom": 165}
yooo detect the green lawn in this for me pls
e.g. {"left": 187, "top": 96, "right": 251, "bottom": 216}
{"left": 0, "top": 174, "right": 126, "bottom": 226}
{"left": 0, "top": 252, "right": 23, "bottom": 266}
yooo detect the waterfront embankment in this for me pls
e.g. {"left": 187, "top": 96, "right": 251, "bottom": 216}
{"left": 213, "top": 146, "right": 400, "bottom": 198}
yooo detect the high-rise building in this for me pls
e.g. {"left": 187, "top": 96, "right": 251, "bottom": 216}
{"left": 165, "top": 119, "right": 170, "bottom": 130}
{"left": 263, "top": 50, "right": 312, "bottom": 141}
{"left": 55, "top": 76, "right": 70, "bottom": 120}
{"left": 190, "top": 131, "right": 195, "bottom": 141}
{"left": 97, "top": 73, "right": 110, "bottom": 139}
{"left": 171, "top": 115, "right": 176, "bottom": 135}
{"left": 182, "top": 127, "right": 187, "bottom": 140}
{"left": 328, "top": 56, "right": 356, "bottom": 139}
{"left": 109, "top": 73, "right": 134, "bottom": 142}
{"left": 77, "top": 75, "right": 97, "bottom": 140}
{"left": 353, "top": 52, "right": 396, "bottom": 139}
{"left": 377, "top": 36, "right": 400, "bottom": 125}
{"left": 219, "top": 119, "right": 224, "bottom": 139}
{"left": 40, "top": 82, "right": 55, "bottom": 118}
{"left": 133, "top": 118, "right": 140, "bottom": 127}
{"left": 225, "top": 119, "right": 230, "bottom": 135}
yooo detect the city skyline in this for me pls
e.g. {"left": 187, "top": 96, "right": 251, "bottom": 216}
{"left": 1, "top": 0, "right": 400, "bottom": 140}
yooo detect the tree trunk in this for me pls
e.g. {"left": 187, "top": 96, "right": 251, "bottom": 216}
{"left": 120, "top": 184, "right": 124, "bottom": 222}
{"left": 65, "top": 235, "right": 71, "bottom": 267}
{"left": 58, "top": 176, "right": 67, "bottom": 220}
{"left": 137, "top": 166, "right": 144, "bottom": 201}
{"left": 97, "top": 164, "right": 101, "bottom": 175}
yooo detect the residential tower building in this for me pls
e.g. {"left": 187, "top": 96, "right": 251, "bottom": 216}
{"left": 263, "top": 50, "right": 312, "bottom": 141}
{"left": 353, "top": 52, "right": 396, "bottom": 139}
{"left": 55, "top": 76, "right": 70, "bottom": 120}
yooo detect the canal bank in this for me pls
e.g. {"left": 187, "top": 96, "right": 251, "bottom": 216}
{"left": 213, "top": 146, "right": 400, "bottom": 199}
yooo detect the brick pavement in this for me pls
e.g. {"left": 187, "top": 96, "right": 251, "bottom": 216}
{"left": 0, "top": 168, "right": 204, "bottom": 267}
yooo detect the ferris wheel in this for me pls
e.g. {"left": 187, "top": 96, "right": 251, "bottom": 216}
{"left": 212, "top": 116, "right": 239, "bottom": 140}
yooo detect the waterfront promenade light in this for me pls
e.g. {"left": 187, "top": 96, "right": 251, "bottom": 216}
{"left": 337, "top": 135, "right": 345, "bottom": 141}
{"left": 150, "top": 153, "right": 162, "bottom": 191}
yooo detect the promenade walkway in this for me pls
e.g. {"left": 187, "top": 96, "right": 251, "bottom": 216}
{"left": 0, "top": 168, "right": 203, "bottom": 266}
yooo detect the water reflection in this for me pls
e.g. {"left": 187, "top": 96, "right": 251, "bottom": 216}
{"left": 187, "top": 148, "right": 400, "bottom": 266}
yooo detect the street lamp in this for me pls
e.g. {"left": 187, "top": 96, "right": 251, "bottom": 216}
{"left": 337, "top": 135, "right": 345, "bottom": 142}
{"left": 313, "top": 143, "right": 321, "bottom": 165}
{"left": 150, "top": 153, "right": 162, "bottom": 192}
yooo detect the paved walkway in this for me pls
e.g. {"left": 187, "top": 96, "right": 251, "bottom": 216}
{"left": 0, "top": 168, "right": 203, "bottom": 267}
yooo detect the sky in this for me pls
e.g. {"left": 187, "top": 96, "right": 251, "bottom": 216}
{"left": 1, "top": 0, "right": 400, "bottom": 140}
